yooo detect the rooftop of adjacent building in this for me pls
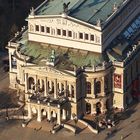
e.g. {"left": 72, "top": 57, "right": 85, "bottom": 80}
{"left": 35, "top": 0, "right": 128, "bottom": 27}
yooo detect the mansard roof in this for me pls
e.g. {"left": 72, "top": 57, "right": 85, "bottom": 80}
{"left": 35, "top": 0, "right": 127, "bottom": 26}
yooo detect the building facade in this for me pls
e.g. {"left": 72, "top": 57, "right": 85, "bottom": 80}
{"left": 7, "top": 0, "right": 140, "bottom": 124}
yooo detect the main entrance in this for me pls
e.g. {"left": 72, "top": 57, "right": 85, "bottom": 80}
{"left": 86, "top": 103, "right": 91, "bottom": 114}
{"left": 96, "top": 102, "right": 101, "bottom": 115}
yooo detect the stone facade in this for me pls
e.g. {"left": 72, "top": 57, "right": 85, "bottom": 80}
{"left": 6, "top": 0, "right": 140, "bottom": 124}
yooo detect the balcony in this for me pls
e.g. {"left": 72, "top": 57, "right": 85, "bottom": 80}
{"left": 28, "top": 94, "right": 68, "bottom": 107}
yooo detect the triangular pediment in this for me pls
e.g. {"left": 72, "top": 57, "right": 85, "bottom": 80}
{"left": 24, "top": 65, "right": 75, "bottom": 77}
{"left": 29, "top": 15, "right": 101, "bottom": 32}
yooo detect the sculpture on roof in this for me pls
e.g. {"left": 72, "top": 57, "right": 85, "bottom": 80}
{"left": 113, "top": 3, "right": 118, "bottom": 12}
{"left": 96, "top": 19, "right": 101, "bottom": 27}
{"left": 30, "top": 7, "right": 35, "bottom": 16}
{"left": 50, "top": 50, "right": 56, "bottom": 62}
{"left": 63, "top": 2, "right": 70, "bottom": 13}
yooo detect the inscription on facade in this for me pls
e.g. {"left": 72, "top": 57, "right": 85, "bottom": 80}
{"left": 41, "top": 18, "right": 79, "bottom": 27}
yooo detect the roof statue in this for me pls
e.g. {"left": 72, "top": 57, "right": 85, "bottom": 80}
{"left": 30, "top": 7, "right": 35, "bottom": 16}
{"left": 50, "top": 50, "right": 56, "bottom": 62}
{"left": 113, "top": 3, "right": 118, "bottom": 12}
{"left": 96, "top": 19, "right": 101, "bottom": 27}
{"left": 63, "top": 2, "right": 70, "bottom": 13}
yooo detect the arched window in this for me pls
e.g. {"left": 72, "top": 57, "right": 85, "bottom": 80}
{"left": 52, "top": 82, "right": 54, "bottom": 92}
{"left": 67, "top": 85, "right": 70, "bottom": 97}
{"left": 86, "top": 102, "right": 91, "bottom": 114}
{"left": 86, "top": 82, "right": 91, "bottom": 94}
{"left": 95, "top": 81, "right": 101, "bottom": 94}
{"left": 28, "top": 77, "right": 34, "bottom": 89}
{"left": 71, "top": 85, "right": 74, "bottom": 98}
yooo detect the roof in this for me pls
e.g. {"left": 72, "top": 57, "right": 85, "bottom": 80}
{"left": 19, "top": 41, "right": 106, "bottom": 69}
{"left": 35, "top": 0, "right": 126, "bottom": 26}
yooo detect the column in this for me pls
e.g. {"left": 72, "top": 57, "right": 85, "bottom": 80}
{"left": 91, "top": 103, "right": 96, "bottom": 114}
{"left": 73, "top": 85, "right": 76, "bottom": 102}
{"left": 37, "top": 105, "right": 42, "bottom": 122}
{"left": 64, "top": 81, "right": 67, "bottom": 96}
{"left": 69, "top": 84, "right": 71, "bottom": 95}
{"left": 101, "top": 101, "right": 107, "bottom": 114}
{"left": 62, "top": 109, "right": 66, "bottom": 120}
{"left": 59, "top": 82, "right": 62, "bottom": 91}
{"left": 101, "top": 77, "right": 105, "bottom": 96}
{"left": 40, "top": 79, "right": 43, "bottom": 89}
{"left": 54, "top": 79, "right": 57, "bottom": 99}
{"left": 47, "top": 103, "right": 51, "bottom": 121}
{"left": 28, "top": 103, "right": 32, "bottom": 119}
{"left": 92, "top": 79, "right": 95, "bottom": 98}
{"left": 25, "top": 73, "right": 28, "bottom": 93}
{"left": 34, "top": 75, "right": 37, "bottom": 91}
{"left": 44, "top": 78, "right": 47, "bottom": 97}
{"left": 9, "top": 53, "right": 12, "bottom": 72}
{"left": 57, "top": 105, "right": 61, "bottom": 125}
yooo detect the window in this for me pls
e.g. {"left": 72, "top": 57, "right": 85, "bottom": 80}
{"left": 68, "top": 31, "right": 72, "bottom": 37}
{"left": 95, "top": 81, "right": 101, "bottom": 94}
{"left": 11, "top": 55, "right": 17, "bottom": 69}
{"left": 63, "top": 30, "right": 66, "bottom": 36}
{"left": 46, "top": 27, "right": 50, "bottom": 33}
{"left": 35, "top": 25, "right": 39, "bottom": 32}
{"left": 41, "top": 26, "right": 44, "bottom": 32}
{"left": 90, "top": 34, "right": 94, "bottom": 41}
{"left": 85, "top": 33, "right": 89, "bottom": 40}
{"left": 79, "top": 32, "right": 83, "bottom": 39}
{"left": 86, "top": 82, "right": 91, "bottom": 94}
{"left": 71, "top": 86, "right": 74, "bottom": 98}
{"left": 57, "top": 29, "right": 61, "bottom": 35}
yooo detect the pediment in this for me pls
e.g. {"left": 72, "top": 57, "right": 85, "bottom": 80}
{"left": 24, "top": 65, "right": 71, "bottom": 76}
{"left": 29, "top": 16, "right": 100, "bottom": 32}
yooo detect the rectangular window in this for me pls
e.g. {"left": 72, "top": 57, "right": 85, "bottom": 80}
{"left": 35, "top": 25, "right": 39, "bottom": 32}
{"left": 46, "top": 27, "right": 50, "bottom": 33}
{"left": 63, "top": 30, "right": 66, "bottom": 36}
{"left": 86, "top": 82, "right": 91, "bottom": 94}
{"left": 68, "top": 31, "right": 72, "bottom": 37}
{"left": 79, "top": 32, "right": 83, "bottom": 39}
{"left": 41, "top": 26, "right": 44, "bottom": 32}
{"left": 90, "top": 34, "right": 94, "bottom": 41}
{"left": 85, "top": 33, "right": 89, "bottom": 40}
{"left": 57, "top": 29, "right": 61, "bottom": 35}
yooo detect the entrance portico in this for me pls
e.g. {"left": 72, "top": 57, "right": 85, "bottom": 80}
{"left": 27, "top": 95, "right": 68, "bottom": 125}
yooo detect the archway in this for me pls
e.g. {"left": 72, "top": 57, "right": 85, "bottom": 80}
{"left": 96, "top": 102, "right": 101, "bottom": 115}
{"left": 95, "top": 81, "right": 101, "bottom": 95}
{"left": 41, "top": 109, "right": 47, "bottom": 120}
{"left": 28, "top": 77, "right": 34, "bottom": 89}
{"left": 86, "top": 102, "right": 91, "bottom": 114}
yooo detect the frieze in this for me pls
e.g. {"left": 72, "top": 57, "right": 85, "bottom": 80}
{"left": 40, "top": 18, "right": 79, "bottom": 28}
